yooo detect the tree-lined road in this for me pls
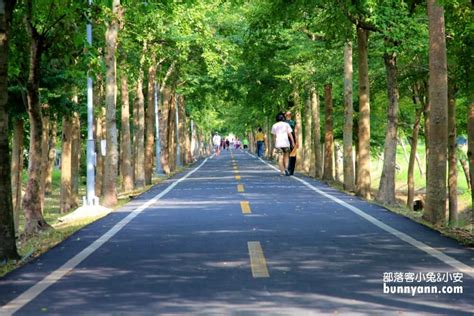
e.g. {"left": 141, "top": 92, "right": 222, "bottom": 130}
{"left": 1, "top": 150, "right": 473, "bottom": 315}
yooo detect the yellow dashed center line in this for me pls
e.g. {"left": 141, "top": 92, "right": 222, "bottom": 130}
{"left": 240, "top": 201, "right": 251, "bottom": 214}
{"left": 237, "top": 184, "right": 244, "bottom": 192}
{"left": 247, "top": 241, "right": 270, "bottom": 278}
{"left": 235, "top": 175, "right": 241, "bottom": 180}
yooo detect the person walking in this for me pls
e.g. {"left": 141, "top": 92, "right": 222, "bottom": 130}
{"left": 271, "top": 113, "right": 294, "bottom": 176}
{"left": 255, "top": 127, "right": 266, "bottom": 157}
{"left": 243, "top": 137, "right": 249, "bottom": 150}
{"left": 212, "top": 133, "right": 221, "bottom": 156}
{"left": 285, "top": 111, "right": 298, "bottom": 175}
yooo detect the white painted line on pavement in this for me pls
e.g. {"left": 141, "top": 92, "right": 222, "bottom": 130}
{"left": 247, "top": 151, "right": 474, "bottom": 278}
{"left": 0, "top": 158, "right": 210, "bottom": 316}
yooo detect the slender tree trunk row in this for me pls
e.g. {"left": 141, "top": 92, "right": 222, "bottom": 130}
{"left": 262, "top": 15, "right": 459, "bottom": 229}
{"left": 5, "top": 0, "right": 202, "bottom": 243}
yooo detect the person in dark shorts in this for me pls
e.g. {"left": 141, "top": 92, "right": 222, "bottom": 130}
{"left": 285, "top": 111, "right": 298, "bottom": 175}
{"left": 271, "top": 113, "right": 294, "bottom": 176}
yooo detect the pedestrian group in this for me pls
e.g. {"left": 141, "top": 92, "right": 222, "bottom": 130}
{"left": 211, "top": 108, "right": 298, "bottom": 177}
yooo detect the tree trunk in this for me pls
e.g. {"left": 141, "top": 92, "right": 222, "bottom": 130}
{"left": 102, "top": 0, "right": 120, "bottom": 208}
{"left": 23, "top": 5, "right": 50, "bottom": 235}
{"left": 249, "top": 130, "right": 255, "bottom": 154}
{"left": 196, "top": 129, "right": 203, "bottom": 158}
{"left": 120, "top": 72, "right": 133, "bottom": 192}
{"left": 311, "top": 87, "right": 322, "bottom": 178}
{"left": 93, "top": 74, "right": 104, "bottom": 196}
{"left": 95, "top": 107, "right": 105, "bottom": 197}
{"left": 356, "top": 26, "right": 371, "bottom": 199}
{"left": 184, "top": 117, "right": 193, "bottom": 164}
{"left": 11, "top": 119, "right": 23, "bottom": 235}
{"left": 0, "top": 0, "right": 19, "bottom": 259}
{"left": 190, "top": 121, "right": 198, "bottom": 160}
{"left": 168, "top": 94, "right": 177, "bottom": 171}
{"left": 160, "top": 88, "right": 171, "bottom": 174}
{"left": 294, "top": 94, "right": 304, "bottom": 171}
{"left": 303, "top": 91, "right": 312, "bottom": 174}
{"left": 145, "top": 61, "right": 156, "bottom": 185}
{"left": 71, "top": 111, "right": 80, "bottom": 208}
{"left": 424, "top": 93, "right": 431, "bottom": 190}
{"left": 425, "top": 0, "right": 448, "bottom": 225}
{"left": 413, "top": 82, "right": 428, "bottom": 180}
{"left": 199, "top": 131, "right": 206, "bottom": 157}
{"left": 415, "top": 152, "right": 424, "bottom": 177}
{"left": 60, "top": 116, "right": 73, "bottom": 214}
{"left": 448, "top": 90, "right": 457, "bottom": 225}
{"left": 323, "top": 84, "right": 334, "bottom": 181}
{"left": 335, "top": 142, "right": 343, "bottom": 182}
{"left": 264, "top": 117, "right": 271, "bottom": 159}
{"left": 460, "top": 159, "right": 470, "bottom": 190}
{"left": 134, "top": 65, "right": 145, "bottom": 187}
{"left": 407, "top": 107, "right": 422, "bottom": 210}
{"left": 354, "top": 121, "right": 359, "bottom": 185}
{"left": 343, "top": 41, "right": 355, "bottom": 191}
{"left": 376, "top": 51, "right": 399, "bottom": 206}
{"left": 45, "top": 117, "right": 57, "bottom": 195}
{"left": 398, "top": 136, "right": 409, "bottom": 165}
{"left": 40, "top": 112, "right": 50, "bottom": 212}
{"left": 178, "top": 95, "right": 187, "bottom": 165}
{"left": 468, "top": 103, "right": 474, "bottom": 224}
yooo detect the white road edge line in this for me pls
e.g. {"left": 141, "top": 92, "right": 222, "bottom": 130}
{"left": 0, "top": 158, "right": 211, "bottom": 316}
{"left": 245, "top": 151, "right": 474, "bottom": 278}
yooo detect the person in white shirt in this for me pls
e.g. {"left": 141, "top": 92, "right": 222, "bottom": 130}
{"left": 212, "top": 133, "right": 221, "bottom": 156}
{"left": 271, "top": 113, "right": 295, "bottom": 176}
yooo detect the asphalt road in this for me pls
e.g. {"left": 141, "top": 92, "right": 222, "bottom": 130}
{"left": 1, "top": 149, "right": 473, "bottom": 315}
